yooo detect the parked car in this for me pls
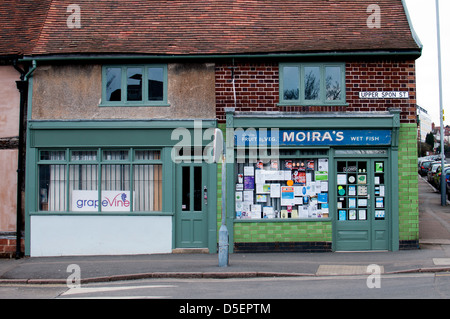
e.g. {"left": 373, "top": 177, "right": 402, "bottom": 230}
{"left": 418, "top": 156, "right": 429, "bottom": 168}
{"left": 419, "top": 155, "right": 445, "bottom": 168}
{"left": 433, "top": 164, "right": 450, "bottom": 189}
{"left": 427, "top": 162, "right": 442, "bottom": 185}
{"left": 419, "top": 160, "right": 434, "bottom": 176}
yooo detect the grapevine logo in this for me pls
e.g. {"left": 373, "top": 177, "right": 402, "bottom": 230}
{"left": 72, "top": 190, "right": 131, "bottom": 212}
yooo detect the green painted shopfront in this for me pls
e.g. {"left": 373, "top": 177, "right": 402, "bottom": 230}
{"left": 10, "top": 0, "right": 421, "bottom": 256}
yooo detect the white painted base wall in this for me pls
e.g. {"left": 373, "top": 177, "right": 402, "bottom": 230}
{"left": 30, "top": 215, "right": 172, "bottom": 257}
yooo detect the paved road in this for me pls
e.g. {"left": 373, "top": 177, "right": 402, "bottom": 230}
{"left": 59, "top": 273, "right": 450, "bottom": 299}
{"left": 1, "top": 272, "right": 449, "bottom": 300}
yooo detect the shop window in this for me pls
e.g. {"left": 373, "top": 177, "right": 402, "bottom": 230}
{"left": 38, "top": 149, "right": 163, "bottom": 213}
{"left": 279, "top": 63, "right": 345, "bottom": 105}
{"left": 39, "top": 164, "right": 66, "bottom": 212}
{"left": 69, "top": 164, "right": 98, "bottom": 212}
{"left": 235, "top": 156, "right": 329, "bottom": 220}
{"left": 101, "top": 65, "right": 168, "bottom": 106}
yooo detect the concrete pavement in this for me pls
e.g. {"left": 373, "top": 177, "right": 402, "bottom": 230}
{"left": 0, "top": 176, "right": 449, "bottom": 285}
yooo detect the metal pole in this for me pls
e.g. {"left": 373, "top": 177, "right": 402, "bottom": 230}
{"left": 217, "top": 129, "right": 229, "bottom": 267}
{"left": 435, "top": 0, "right": 446, "bottom": 205}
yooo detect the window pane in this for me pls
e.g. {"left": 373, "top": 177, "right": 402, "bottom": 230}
{"left": 304, "top": 66, "right": 320, "bottom": 100}
{"left": 69, "top": 164, "right": 98, "bottom": 212}
{"left": 106, "top": 67, "right": 122, "bottom": 101}
{"left": 40, "top": 151, "right": 65, "bottom": 161}
{"left": 127, "top": 67, "right": 143, "bottom": 101}
{"left": 39, "top": 165, "right": 66, "bottom": 211}
{"left": 101, "top": 164, "right": 131, "bottom": 212}
{"left": 282, "top": 66, "right": 300, "bottom": 100}
{"left": 148, "top": 67, "right": 164, "bottom": 101}
{"left": 193, "top": 166, "right": 202, "bottom": 211}
{"left": 135, "top": 150, "right": 161, "bottom": 161}
{"left": 133, "top": 164, "right": 162, "bottom": 211}
{"left": 326, "top": 66, "right": 342, "bottom": 100}
{"left": 71, "top": 151, "right": 97, "bottom": 161}
{"left": 103, "top": 150, "right": 129, "bottom": 161}
{"left": 182, "top": 166, "right": 190, "bottom": 211}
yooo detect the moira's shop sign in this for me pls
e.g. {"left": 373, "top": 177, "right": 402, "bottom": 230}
{"left": 72, "top": 190, "right": 131, "bottom": 212}
{"left": 234, "top": 129, "right": 392, "bottom": 147}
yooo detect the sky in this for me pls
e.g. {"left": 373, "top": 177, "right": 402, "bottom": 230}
{"left": 403, "top": 0, "right": 450, "bottom": 126}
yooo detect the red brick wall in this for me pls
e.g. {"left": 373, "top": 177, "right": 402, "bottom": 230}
{"left": 215, "top": 62, "right": 280, "bottom": 121}
{"left": 0, "top": 236, "right": 23, "bottom": 258}
{"left": 345, "top": 61, "right": 417, "bottom": 123}
{"left": 215, "top": 60, "right": 417, "bottom": 123}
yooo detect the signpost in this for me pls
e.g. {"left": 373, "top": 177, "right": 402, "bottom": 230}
{"left": 436, "top": 0, "right": 446, "bottom": 206}
{"left": 214, "top": 128, "right": 229, "bottom": 267}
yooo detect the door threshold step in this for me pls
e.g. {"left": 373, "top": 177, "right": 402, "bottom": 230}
{"left": 172, "top": 248, "right": 209, "bottom": 254}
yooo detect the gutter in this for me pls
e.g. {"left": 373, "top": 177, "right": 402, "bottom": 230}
{"left": 401, "top": 0, "right": 423, "bottom": 51}
{"left": 19, "top": 49, "right": 422, "bottom": 62}
{"left": 12, "top": 60, "right": 36, "bottom": 259}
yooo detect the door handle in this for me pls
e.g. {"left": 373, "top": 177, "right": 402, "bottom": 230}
{"left": 204, "top": 186, "right": 208, "bottom": 205}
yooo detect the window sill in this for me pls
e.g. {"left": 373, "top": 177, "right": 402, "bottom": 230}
{"left": 98, "top": 103, "right": 171, "bottom": 108}
{"left": 234, "top": 218, "right": 332, "bottom": 223}
{"left": 30, "top": 211, "right": 173, "bottom": 217}
{"left": 277, "top": 102, "right": 349, "bottom": 107}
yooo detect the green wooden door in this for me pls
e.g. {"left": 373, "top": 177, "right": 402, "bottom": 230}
{"left": 334, "top": 159, "right": 389, "bottom": 251}
{"left": 175, "top": 163, "right": 208, "bottom": 248}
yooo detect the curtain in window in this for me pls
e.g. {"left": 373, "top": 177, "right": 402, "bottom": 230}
{"left": 47, "top": 164, "right": 66, "bottom": 211}
{"left": 134, "top": 164, "right": 162, "bottom": 211}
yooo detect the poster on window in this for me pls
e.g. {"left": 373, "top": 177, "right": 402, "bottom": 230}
{"left": 71, "top": 190, "right": 132, "bottom": 212}
{"left": 281, "top": 186, "right": 295, "bottom": 206}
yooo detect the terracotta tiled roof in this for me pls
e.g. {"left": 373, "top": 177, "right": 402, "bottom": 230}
{"left": 3, "top": 0, "right": 421, "bottom": 57}
{"left": 0, "top": 0, "right": 52, "bottom": 56}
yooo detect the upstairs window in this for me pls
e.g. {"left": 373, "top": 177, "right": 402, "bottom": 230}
{"left": 101, "top": 65, "right": 168, "bottom": 106}
{"left": 279, "top": 63, "right": 345, "bottom": 105}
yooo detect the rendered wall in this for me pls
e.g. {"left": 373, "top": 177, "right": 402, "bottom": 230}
{"left": 0, "top": 150, "right": 18, "bottom": 233}
{"left": 31, "top": 63, "right": 216, "bottom": 120}
{"left": 0, "top": 66, "right": 20, "bottom": 256}
{"left": 30, "top": 215, "right": 172, "bottom": 256}
{"left": 0, "top": 66, "right": 19, "bottom": 138}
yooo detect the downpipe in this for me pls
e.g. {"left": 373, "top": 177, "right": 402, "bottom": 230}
{"left": 13, "top": 60, "right": 36, "bottom": 259}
